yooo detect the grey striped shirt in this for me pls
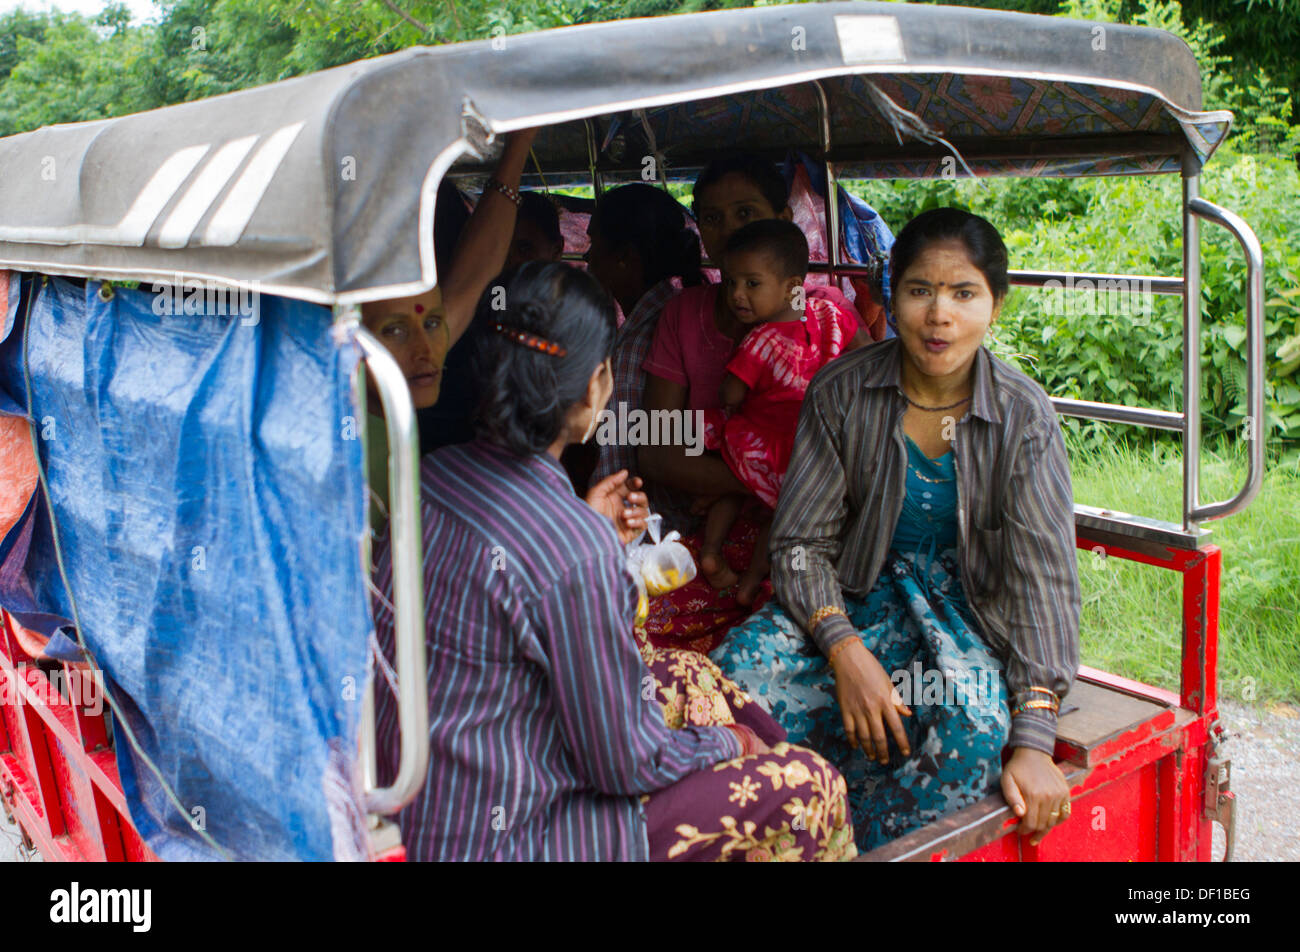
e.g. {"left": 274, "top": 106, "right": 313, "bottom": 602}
{"left": 769, "top": 338, "right": 1080, "bottom": 755}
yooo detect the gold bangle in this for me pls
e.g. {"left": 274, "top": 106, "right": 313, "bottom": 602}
{"left": 827, "top": 637, "right": 857, "bottom": 666}
{"left": 807, "top": 605, "right": 846, "bottom": 633}
{"left": 1011, "top": 698, "right": 1059, "bottom": 717}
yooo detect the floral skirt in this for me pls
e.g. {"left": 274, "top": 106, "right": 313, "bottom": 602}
{"left": 710, "top": 547, "right": 1010, "bottom": 853}
{"left": 638, "top": 644, "right": 857, "bottom": 862}
{"left": 639, "top": 510, "right": 771, "bottom": 655}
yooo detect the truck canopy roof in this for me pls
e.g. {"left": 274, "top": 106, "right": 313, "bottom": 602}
{"left": 0, "top": 1, "right": 1228, "bottom": 304}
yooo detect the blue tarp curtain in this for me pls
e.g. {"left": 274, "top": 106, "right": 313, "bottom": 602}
{"left": 0, "top": 274, "right": 372, "bottom": 861}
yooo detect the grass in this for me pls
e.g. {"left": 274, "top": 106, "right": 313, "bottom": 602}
{"left": 1067, "top": 432, "right": 1300, "bottom": 703}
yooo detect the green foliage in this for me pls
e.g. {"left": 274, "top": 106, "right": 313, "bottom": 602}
{"left": 0, "top": 0, "right": 1296, "bottom": 451}
{"left": 0, "top": 8, "right": 49, "bottom": 85}
{"left": 847, "top": 147, "right": 1300, "bottom": 456}
{"left": 0, "top": 12, "right": 165, "bottom": 134}
{"left": 1070, "top": 435, "right": 1300, "bottom": 701}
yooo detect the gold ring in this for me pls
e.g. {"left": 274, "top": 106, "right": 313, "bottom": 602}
{"left": 1062, "top": 802, "right": 1072, "bottom": 818}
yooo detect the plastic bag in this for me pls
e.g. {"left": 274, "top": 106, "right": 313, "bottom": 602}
{"left": 626, "top": 513, "right": 697, "bottom": 626}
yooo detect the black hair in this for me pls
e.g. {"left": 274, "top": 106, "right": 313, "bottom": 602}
{"left": 517, "top": 191, "right": 563, "bottom": 250}
{"left": 889, "top": 207, "right": 1009, "bottom": 301}
{"left": 468, "top": 262, "right": 617, "bottom": 457}
{"left": 722, "top": 219, "right": 809, "bottom": 280}
{"left": 692, "top": 153, "right": 789, "bottom": 218}
{"left": 591, "top": 183, "right": 703, "bottom": 287}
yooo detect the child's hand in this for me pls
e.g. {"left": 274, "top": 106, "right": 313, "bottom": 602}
{"left": 585, "top": 470, "right": 648, "bottom": 545}
{"left": 718, "top": 373, "right": 748, "bottom": 411}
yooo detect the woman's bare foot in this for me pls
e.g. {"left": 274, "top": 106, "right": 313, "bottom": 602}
{"left": 700, "top": 550, "right": 740, "bottom": 590}
{"left": 736, "top": 568, "right": 767, "bottom": 607}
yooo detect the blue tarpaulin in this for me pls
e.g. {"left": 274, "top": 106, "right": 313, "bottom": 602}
{"left": 0, "top": 275, "right": 372, "bottom": 861}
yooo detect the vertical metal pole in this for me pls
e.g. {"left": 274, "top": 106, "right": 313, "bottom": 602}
{"left": 1182, "top": 160, "right": 1201, "bottom": 533}
{"left": 337, "top": 304, "right": 429, "bottom": 817}
{"left": 349, "top": 328, "right": 379, "bottom": 797}
{"left": 813, "top": 81, "right": 841, "bottom": 284}
{"left": 584, "top": 118, "right": 604, "bottom": 198}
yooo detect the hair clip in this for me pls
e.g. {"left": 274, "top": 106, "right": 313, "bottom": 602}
{"left": 493, "top": 322, "right": 567, "bottom": 357}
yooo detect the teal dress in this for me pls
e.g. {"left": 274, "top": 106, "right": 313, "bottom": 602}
{"left": 711, "top": 437, "right": 1011, "bottom": 852}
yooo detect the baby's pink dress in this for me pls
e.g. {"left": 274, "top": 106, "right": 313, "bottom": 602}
{"left": 704, "top": 297, "right": 861, "bottom": 508}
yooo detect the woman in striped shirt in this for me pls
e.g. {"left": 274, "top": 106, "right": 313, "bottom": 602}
{"left": 713, "top": 209, "right": 1080, "bottom": 854}
{"left": 371, "top": 261, "right": 857, "bottom": 861}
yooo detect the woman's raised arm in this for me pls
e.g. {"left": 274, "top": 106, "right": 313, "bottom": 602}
{"left": 441, "top": 129, "right": 538, "bottom": 345}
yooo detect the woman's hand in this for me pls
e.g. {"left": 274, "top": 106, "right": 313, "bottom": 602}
{"left": 585, "top": 470, "right": 649, "bottom": 545}
{"left": 829, "top": 639, "right": 912, "bottom": 764}
{"left": 725, "top": 723, "right": 772, "bottom": 758}
{"left": 1001, "top": 747, "right": 1071, "bottom": 846}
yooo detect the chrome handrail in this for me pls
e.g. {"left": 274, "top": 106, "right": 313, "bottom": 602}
{"left": 1051, "top": 398, "right": 1184, "bottom": 432}
{"left": 348, "top": 318, "right": 429, "bottom": 816}
{"left": 1186, "top": 197, "right": 1267, "bottom": 522}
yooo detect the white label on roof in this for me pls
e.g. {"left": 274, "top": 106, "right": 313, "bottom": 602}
{"left": 835, "top": 15, "right": 905, "bottom": 65}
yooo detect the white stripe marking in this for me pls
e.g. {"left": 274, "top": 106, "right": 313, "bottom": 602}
{"left": 115, "top": 144, "right": 212, "bottom": 244}
{"left": 0, "top": 144, "right": 208, "bottom": 246}
{"left": 157, "top": 135, "right": 258, "bottom": 248}
{"left": 202, "top": 122, "right": 304, "bottom": 247}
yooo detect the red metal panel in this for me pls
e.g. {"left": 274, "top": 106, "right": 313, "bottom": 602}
{"left": 1, "top": 610, "right": 156, "bottom": 861}
{"left": 0, "top": 751, "right": 85, "bottom": 861}
{"left": 1039, "top": 765, "right": 1158, "bottom": 861}
{"left": 0, "top": 636, "right": 135, "bottom": 820}
{"left": 65, "top": 661, "right": 111, "bottom": 753}
{"left": 960, "top": 832, "right": 1022, "bottom": 862}
{"left": 48, "top": 729, "right": 109, "bottom": 861}
{"left": 10, "top": 678, "right": 66, "bottom": 838}
{"left": 1180, "top": 547, "right": 1220, "bottom": 716}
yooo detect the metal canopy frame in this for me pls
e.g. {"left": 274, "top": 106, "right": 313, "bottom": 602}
{"left": 353, "top": 47, "right": 1264, "bottom": 827}
{"left": 0, "top": 2, "right": 1265, "bottom": 840}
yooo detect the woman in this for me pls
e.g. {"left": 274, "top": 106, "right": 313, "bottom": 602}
{"left": 634, "top": 155, "right": 860, "bottom": 649}
{"left": 712, "top": 208, "right": 1080, "bottom": 853}
{"left": 361, "top": 130, "right": 534, "bottom": 525}
{"left": 423, "top": 189, "right": 567, "bottom": 461}
{"left": 585, "top": 183, "right": 704, "bottom": 496}
{"left": 369, "top": 262, "right": 856, "bottom": 862}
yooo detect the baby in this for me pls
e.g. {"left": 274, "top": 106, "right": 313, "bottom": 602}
{"left": 699, "top": 219, "right": 870, "bottom": 604}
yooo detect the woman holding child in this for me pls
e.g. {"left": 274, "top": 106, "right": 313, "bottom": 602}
{"left": 698, "top": 218, "right": 867, "bottom": 599}
{"left": 712, "top": 208, "right": 1081, "bottom": 854}
{"left": 632, "top": 155, "right": 867, "bottom": 651}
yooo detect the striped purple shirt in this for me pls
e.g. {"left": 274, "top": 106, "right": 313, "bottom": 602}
{"left": 372, "top": 439, "right": 741, "bottom": 861}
